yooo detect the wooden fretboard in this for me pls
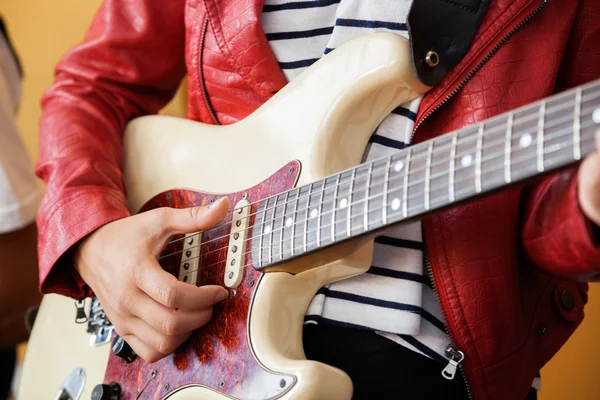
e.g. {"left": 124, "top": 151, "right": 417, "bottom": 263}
{"left": 252, "top": 79, "right": 600, "bottom": 270}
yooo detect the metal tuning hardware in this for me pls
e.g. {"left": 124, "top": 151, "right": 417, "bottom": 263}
{"left": 53, "top": 367, "right": 85, "bottom": 400}
{"left": 179, "top": 232, "right": 202, "bottom": 285}
{"left": 87, "top": 298, "right": 114, "bottom": 347}
{"left": 224, "top": 199, "right": 250, "bottom": 288}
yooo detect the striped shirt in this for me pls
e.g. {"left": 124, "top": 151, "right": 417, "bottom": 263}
{"left": 0, "top": 21, "right": 41, "bottom": 234}
{"left": 261, "top": 0, "right": 451, "bottom": 362}
{"left": 261, "top": 1, "right": 542, "bottom": 392}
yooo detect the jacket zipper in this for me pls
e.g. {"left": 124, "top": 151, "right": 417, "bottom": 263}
{"left": 199, "top": 18, "right": 221, "bottom": 125}
{"left": 419, "top": 1, "right": 548, "bottom": 399}
{"left": 424, "top": 249, "right": 471, "bottom": 399}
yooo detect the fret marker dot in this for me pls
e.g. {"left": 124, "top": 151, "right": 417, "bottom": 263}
{"left": 393, "top": 161, "right": 404, "bottom": 172}
{"left": 520, "top": 133, "right": 533, "bottom": 149}
{"left": 593, "top": 108, "right": 600, "bottom": 124}
{"left": 461, "top": 154, "right": 473, "bottom": 168}
{"left": 310, "top": 209, "right": 318, "bottom": 219}
{"left": 263, "top": 225, "right": 271, "bottom": 234}
{"left": 285, "top": 217, "right": 293, "bottom": 227}
{"left": 339, "top": 198, "right": 348, "bottom": 208}
{"left": 391, "top": 198, "right": 401, "bottom": 211}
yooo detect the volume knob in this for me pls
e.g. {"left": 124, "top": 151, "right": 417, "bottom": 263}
{"left": 91, "top": 382, "right": 121, "bottom": 400}
{"left": 111, "top": 335, "right": 136, "bottom": 364}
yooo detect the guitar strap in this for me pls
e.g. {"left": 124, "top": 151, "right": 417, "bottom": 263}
{"left": 407, "top": 0, "right": 490, "bottom": 87}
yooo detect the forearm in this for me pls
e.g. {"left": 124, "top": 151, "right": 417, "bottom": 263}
{"left": 35, "top": 0, "right": 187, "bottom": 297}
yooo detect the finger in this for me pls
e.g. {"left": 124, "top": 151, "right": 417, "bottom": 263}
{"left": 155, "top": 197, "right": 230, "bottom": 237}
{"left": 127, "top": 317, "right": 190, "bottom": 357}
{"left": 121, "top": 333, "right": 166, "bottom": 363}
{"left": 129, "top": 291, "right": 214, "bottom": 335}
{"left": 136, "top": 258, "right": 229, "bottom": 309}
{"left": 579, "top": 150, "right": 600, "bottom": 226}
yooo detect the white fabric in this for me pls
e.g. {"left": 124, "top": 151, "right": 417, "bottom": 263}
{"left": 0, "top": 33, "right": 41, "bottom": 234}
{"left": 261, "top": 0, "right": 451, "bottom": 361}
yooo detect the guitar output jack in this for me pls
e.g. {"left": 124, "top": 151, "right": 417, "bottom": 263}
{"left": 425, "top": 51, "right": 439, "bottom": 68}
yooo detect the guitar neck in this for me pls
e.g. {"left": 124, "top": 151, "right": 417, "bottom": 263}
{"left": 252, "top": 79, "right": 600, "bottom": 270}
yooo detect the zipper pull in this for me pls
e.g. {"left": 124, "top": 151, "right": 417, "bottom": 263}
{"left": 442, "top": 344, "right": 465, "bottom": 380}
{"left": 74, "top": 299, "right": 88, "bottom": 324}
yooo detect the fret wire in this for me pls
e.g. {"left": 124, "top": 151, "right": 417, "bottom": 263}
{"left": 317, "top": 179, "right": 326, "bottom": 247}
{"left": 278, "top": 132, "right": 597, "bottom": 259}
{"left": 303, "top": 134, "right": 597, "bottom": 250}
{"left": 268, "top": 198, "right": 274, "bottom": 264}
{"left": 504, "top": 113, "right": 513, "bottom": 183}
{"left": 402, "top": 149, "right": 412, "bottom": 218}
{"left": 449, "top": 132, "right": 458, "bottom": 202}
{"left": 475, "top": 124, "right": 484, "bottom": 193}
{"left": 303, "top": 184, "right": 312, "bottom": 253}
{"left": 279, "top": 191, "right": 289, "bottom": 261}
{"left": 331, "top": 174, "right": 340, "bottom": 242}
{"left": 382, "top": 157, "right": 391, "bottom": 225}
{"left": 574, "top": 88, "right": 582, "bottom": 160}
{"left": 258, "top": 200, "right": 268, "bottom": 267}
{"left": 347, "top": 168, "right": 356, "bottom": 237}
{"left": 537, "top": 101, "right": 546, "bottom": 172}
{"left": 290, "top": 190, "right": 299, "bottom": 257}
{"left": 364, "top": 163, "right": 373, "bottom": 231}
{"left": 424, "top": 141, "right": 433, "bottom": 210}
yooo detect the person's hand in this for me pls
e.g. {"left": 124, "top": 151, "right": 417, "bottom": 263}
{"left": 74, "top": 197, "right": 230, "bottom": 362}
{"left": 579, "top": 133, "right": 600, "bottom": 229}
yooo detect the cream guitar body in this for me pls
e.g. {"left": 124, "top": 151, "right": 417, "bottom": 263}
{"left": 18, "top": 33, "right": 429, "bottom": 400}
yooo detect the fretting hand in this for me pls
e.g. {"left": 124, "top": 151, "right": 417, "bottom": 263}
{"left": 579, "top": 133, "right": 600, "bottom": 229}
{"left": 74, "top": 197, "right": 230, "bottom": 362}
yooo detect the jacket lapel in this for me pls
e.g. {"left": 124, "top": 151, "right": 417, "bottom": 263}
{"left": 202, "top": 0, "right": 287, "bottom": 100}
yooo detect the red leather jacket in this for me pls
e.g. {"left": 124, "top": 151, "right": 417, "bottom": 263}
{"left": 35, "top": 0, "right": 600, "bottom": 399}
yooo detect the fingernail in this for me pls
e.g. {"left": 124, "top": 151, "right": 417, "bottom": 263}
{"left": 209, "top": 197, "right": 226, "bottom": 209}
{"left": 216, "top": 289, "right": 229, "bottom": 303}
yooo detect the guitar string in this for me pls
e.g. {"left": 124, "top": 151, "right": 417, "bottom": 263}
{"left": 176, "top": 133, "right": 599, "bottom": 284}
{"left": 161, "top": 85, "right": 600, "bottom": 249}
{"left": 160, "top": 111, "right": 600, "bottom": 263}
{"left": 157, "top": 107, "right": 600, "bottom": 261}
{"left": 160, "top": 131, "right": 598, "bottom": 277}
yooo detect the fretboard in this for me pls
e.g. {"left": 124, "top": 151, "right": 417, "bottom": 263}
{"left": 252, "top": 79, "right": 600, "bottom": 270}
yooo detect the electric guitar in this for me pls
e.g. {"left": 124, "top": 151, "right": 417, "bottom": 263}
{"left": 17, "top": 33, "right": 600, "bottom": 400}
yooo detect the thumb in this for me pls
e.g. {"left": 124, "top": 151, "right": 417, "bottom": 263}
{"left": 157, "top": 196, "right": 230, "bottom": 236}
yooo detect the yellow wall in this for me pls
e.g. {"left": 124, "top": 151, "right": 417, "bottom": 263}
{"left": 1, "top": 0, "right": 599, "bottom": 399}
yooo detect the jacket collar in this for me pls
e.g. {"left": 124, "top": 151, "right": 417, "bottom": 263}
{"left": 415, "top": 0, "right": 540, "bottom": 126}
{"left": 202, "top": 0, "right": 287, "bottom": 100}
{"left": 202, "top": 0, "right": 535, "bottom": 112}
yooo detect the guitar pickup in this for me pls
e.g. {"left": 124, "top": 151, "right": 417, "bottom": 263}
{"left": 225, "top": 199, "right": 250, "bottom": 288}
{"left": 179, "top": 232, "right": 202, "bottom": 285}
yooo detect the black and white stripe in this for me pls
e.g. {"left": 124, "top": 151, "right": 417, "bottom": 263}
{"left": 261, "top": 0, "right": 541, "bottom": 390}
{"left": 261, "top": 0, "right": 443, "bottom": 362}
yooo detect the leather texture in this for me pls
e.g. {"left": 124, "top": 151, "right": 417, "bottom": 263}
{"left": 35, "top": 0, "right": 600, "bottom": 399}
{"left": 408, "top": 0, "right": 490, "bottom": 86}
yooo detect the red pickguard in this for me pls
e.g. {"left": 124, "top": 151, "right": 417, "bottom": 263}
{"left": 102, "top": 162, "right": 301, "bottom": 399}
